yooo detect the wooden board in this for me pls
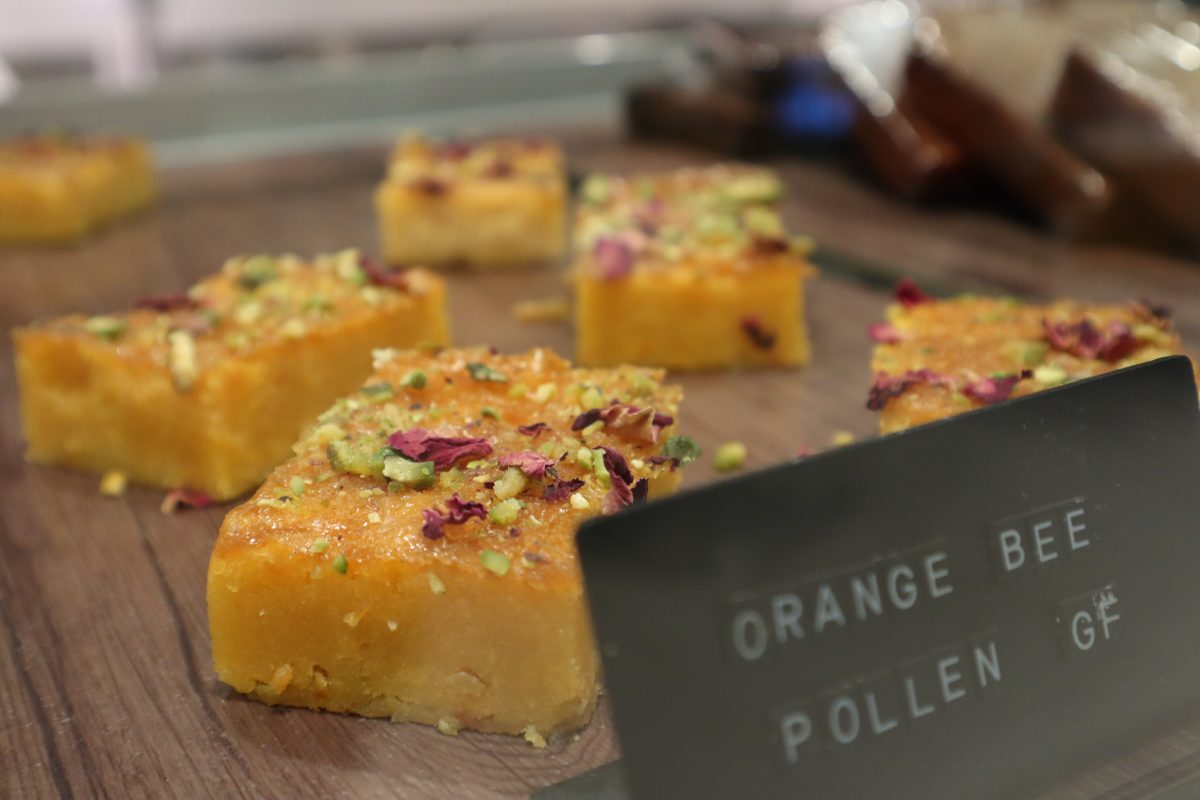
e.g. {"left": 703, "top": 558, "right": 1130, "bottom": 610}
{"left": 2, "top": 126, "right": 1199, "bottom": 799}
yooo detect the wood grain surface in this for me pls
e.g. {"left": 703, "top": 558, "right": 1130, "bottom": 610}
{"left": 2, "top": 125, "right": 1199, "bottom": 799}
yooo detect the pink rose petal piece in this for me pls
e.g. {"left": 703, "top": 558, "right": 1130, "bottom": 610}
{"left": 387, "top": 428, "right": 493, "bottom": 471}
{"left": 894, "top": 279, "right": 931, "bottom": 309}
{"left": 497, "top": 451, "right": 557, "bottom": 479}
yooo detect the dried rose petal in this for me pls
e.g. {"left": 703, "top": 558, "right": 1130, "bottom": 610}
{"left": 484, "top": 160, "right": 514, "bottom": 178}
{"left": 438, "top": 141, "right": 472, "bottom": 161}
{"left": 894, "top": 279, "right": 930, "bottom": 308}
{"left": 135, "top": 293, "right": 198, "bottom": 312}
{"left": 741, "top": 315, "right": 776, "bottom": 350}
{"left": 866, "top": 369, "right": 952, "bottom": 411}
{"left": 868, "top": 322, "right": 907, "bottom": 344}
{"left": 961, "top": 371, "right": 1031, "bottom": 405}
{"left": 750, "top": 236, "right": 789, "bottom": 255}
{"left": 1043, "top": 318, "right": 1141, "bottom": 362}
{"left": 571, "top": 408, "right": 604, "bottom": 431}
{"left": 444, "top": 494, "right": 487, "bottom": 524}
{"left": 498, "top": 451, "right": 557, "bottom": 479}
{"left": 422, "top": 508, "right": 446, "bottom": 540}
{"left": 523, "top": 550, "right": 549, "bottom": 564}
{"left": 412, "top": 177, "right": 449, "bottom": 195}
{"left": 543, "top": 478, "right": 586, "bottom": 502}
{"left": 593, "top": 235, "right": 635, "bottom": 280}
{"left": 631, "top": 478, "right": 649, "bottom": 504}
{"left": 1136, "top": 299, "right": 1171, "bottom": 321}
{"left": 360, "top": 255, "right": 409, "bottom": 291}
{"left": 600, "top": 447, "right": 634, "bottom": 486}
{"left": 603, "top": 480, "right": 634, "bottom": 513}
{"left": 161, "top": 488, "right": 214, "bottom": 514}
{"left": 517, "top": 422, "right": 550, "bottom": 438}
{"left": 387, "top": 428, "right": 493, "bottom": 470}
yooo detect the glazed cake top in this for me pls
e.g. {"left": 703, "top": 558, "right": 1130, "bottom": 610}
{"left": 868, "top": 283, "right": 1191, "bottom": 431}
{"left": 572, "top": 164, "right": 814, "bottom": 280}
{"left": 215, "top": 347, "right": 695, "bottom": 585}
{"left": 384, "top": 132, "right": 563, "bottom": 187}
{"left": 0, "top": 132, "right": 144, "bottom": 175}
{"left": 22, "top": 250, "right": 441, "bottom": 391}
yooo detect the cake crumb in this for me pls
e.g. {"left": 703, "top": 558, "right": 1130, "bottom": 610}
{"left": 343, "top": 610, "right": 364, "bottom": 628}
{"left": 427, "top": 572, "right": 447, "bottom": 595}
{"left": 436, "top": 717, "right": 461, "bottom": 736}
{"left": 512, "top": 296, "right": 570, "bottom": 324}
{"left": 386, "top": 619, "right": 399, "bottom": 632}
{"left": 523, "top": 725, "right": 547, "bottom": 749}
{"left": 269, "top": 663, "right": 294, "bottom": 694}
{"left": 830, "top": 430, "right": 856, "bottom": 447}
{"left": 99, "top": 470, "right": 128, "bottom": 497}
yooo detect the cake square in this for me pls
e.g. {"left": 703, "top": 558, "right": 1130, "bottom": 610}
{"left": 572, "top": 164, "right": 816, "bottom": 370}
{"left": 207, "top": 346, "right": 694, "bottom": 741}
{"left": 867, "top": 282, "right": 1192, "bottom": 433}
{"left": 14, "top": 250, "right": 449, "bottom": 500}
{"left": 0, "top": 132, "right": 156, "bottom": 243}
{"left": 374, "top": 133, "right": 567, "bottom": 269}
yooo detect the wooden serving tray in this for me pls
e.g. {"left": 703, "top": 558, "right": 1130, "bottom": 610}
{"left": 3, "top": 127, "right": 1200, "bottom": 798}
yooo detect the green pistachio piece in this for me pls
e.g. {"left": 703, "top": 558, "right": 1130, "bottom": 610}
{"left": 382, "top": 456, "right": 435, "bottom": 488}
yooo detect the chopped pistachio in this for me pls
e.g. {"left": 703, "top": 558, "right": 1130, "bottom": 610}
{"left": 289, "top": 476, "right": 306, "bottom": 497}
{"left": 327, "top": 440, "right": 391, "bottom": 479}
{"left": 382, "top": 456, "right": 435, "bottom": 488}
{"left": 466, "top": 362, "right": 508, "bottom": 383}
{"left": 723, "top": 172, "right": 783, "bottom": 204}
{"left": 627, "top": 371, "right": 657, "bottom": 398}
{"left": 280, "top": 318, "right": 307, "bottom": 340}
{"left": 579, "top": 174, "right": 611, "bottom": 205}
{"left": 361, "top": 382, "right": 394, "bottom": 403}
{"left": 239, "top": 255, "right": 276, "bottom": 288}
{"left": 661, "top": 435, "right": 702, "bottom": 467}
{"left": 742, "top": 206, "right": 785, "bottom": 237}
{"left": 592, "top": 449, "right": 611, "bottom": 484}
{"left": 428, "top": 572, "right": 447, "bottom": 595}
{"left": 84, "top": 315, "right": 126, "bottom": 340}
{"left": 570, "top": 492, "right": 590, "bottom": 511}
{"left": 532, "top": 383, "right": 557, "bottom": 403}
{"left": 481, "top": 406, "right": 500, "bottom": 420}
{"left": 256, "top": 497, "right": 290, "bottom": 509}
{"left": 507, "top": 383, "right": 529, "bottom": 398}
{"left": 576, "top": 447, "right": 594, "bottom": 468}
{"left": 1133, "top": 323, "right": 1172, "bottom": 346}
{"left": 631, "top": 458, "right": 645, "bottom": 470}
{"left": 1008, "top": 340, "right": 1049, "bottom": 367}
{"left": 233, "top": 301, "right": 262, "bottom": 325}
{"left": 223, "top": 331, "right": 251, "bottom": 350}
{"left": 714, "top": 441, "right": 748, "bottom": 472}
{"left": 581, "top": 419, "right": 605, "bottom": 438}
{"left": 367, "top": 512, "right": 382, "bottom": 524}
{"left": 310, "top": 537, "right": 330, "bottom": 554}
{"left": 332, "top": 553, "right": 349, "bottom": 574}
{"left": 1033, "top": 364, "right": 1069, "bottom": 387}
{"left": 399, "top": 369, "right": 427, "bottom": 389}
{"left": 438, "top": 467, "right": 463, "bottom": 488}
{"left": 580, "top": 386, "right": 604, "bottom": 409}
{"left": 489, "top": 498, "right": 524, "bottom": 526}
{"left": 304, "top": 293, "right": 333, "bottom": 314}
{"left": 493, "top": 467, "right": 528, "bottom": 500}
{"left": 99, "top": 470, "right": 127, "bottom": 497}
{"left": 167, "top": 330, "right": 198, "bottom": 392}
{"left": 480, "top": 549, "right": 511, "bottom": 576}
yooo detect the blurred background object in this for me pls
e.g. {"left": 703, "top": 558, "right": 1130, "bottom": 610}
{"left": 3, "top": 0, "right": 1200, "bottom": 258}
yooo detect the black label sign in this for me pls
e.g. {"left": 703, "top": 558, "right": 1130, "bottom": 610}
{"left": 577, "top": 357, "right": 1200, "bottom": 800}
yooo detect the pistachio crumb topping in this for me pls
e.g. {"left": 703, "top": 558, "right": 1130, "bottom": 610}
{"left": 570, "top": 492, "right": 590, "bottom": 511}
{"left": 489, "top": 498, "right": 524, "bottom": 526}
{"left": 332, "top": 553, "right": 349, "bottom": 574}
{"left": 480, "top": 549, "right": 511, "bottom": 576}
{"left": 310, "top": 537, "right": 330, "bottom": 554}
{"left": 427, "top": 572, "right": 446, "bottom": 595}
{"left": 399, "top": 369, "right": 427, "bottom": 389}
{"left": 290, "top": 476, "right": 306, "bottom": 497}
{"left": 84, "top": 315, "right": 126, "bottom": 340}
{"left": 167, "top": 330, "right": 198, "bottom": 391}
{"left": 830, "top": 431, "right": 856, "bottom": 447}
{"left": 466, "top": 362, "right": 508, "bottom": 383}
{"left": 714, "top": 441, "right": 748, "bottom": 472}
{"left": 367, "top": 511, "right": 382, "bottom": 524}
{"left": 481, "top": 406, "right": 500, "bottom": 420}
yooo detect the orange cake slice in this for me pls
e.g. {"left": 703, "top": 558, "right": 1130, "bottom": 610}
{"left": 0, "top": 131, "right": 156, "bottom": 243}
{"left": 375, "top": 133, "right": 567, "bottom": 269}
{"left": 207, "top": 347, "right": 696, "bottom": 741}
{"left": 572, "top": 164, "right": 817, "bottom": 369}
{"left": 14, "top": 250, "right": 449, "bottom": 499}
{"left": 868, "top": 281, "right": 1193, "bottom": 433}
